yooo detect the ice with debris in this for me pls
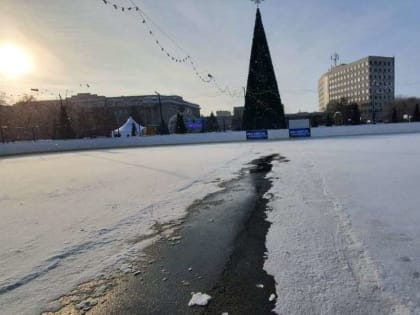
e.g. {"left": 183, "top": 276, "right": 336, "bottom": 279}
{"left": 188, "top": 292, "right": 212, "bottom": 307}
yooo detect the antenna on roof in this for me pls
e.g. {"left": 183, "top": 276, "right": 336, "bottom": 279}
{"left": 331, "top": 52, "right": 340, "bottom": 69}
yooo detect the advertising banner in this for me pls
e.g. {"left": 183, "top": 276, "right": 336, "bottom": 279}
{"left": 246, "top": 130, "right": 268, "bottom": 140}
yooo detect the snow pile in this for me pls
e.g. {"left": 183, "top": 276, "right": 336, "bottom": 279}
{"left": 188, "top": 292, "right": 212, "bottom": 307}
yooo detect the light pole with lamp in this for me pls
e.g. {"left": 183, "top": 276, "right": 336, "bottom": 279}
{"left": 155, "top": 91, "right": 169, "bottom": 135}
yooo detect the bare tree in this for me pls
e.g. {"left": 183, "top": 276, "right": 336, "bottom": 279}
{"left": 0, "top": 92, "right": 8, "bottom": 106}
{"left": 16, "top": 94, "right": 36, "bottom": 104}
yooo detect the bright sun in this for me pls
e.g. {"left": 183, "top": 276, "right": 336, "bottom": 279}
{"left": 0, "top": 44, "right": 33, "bottom": 78}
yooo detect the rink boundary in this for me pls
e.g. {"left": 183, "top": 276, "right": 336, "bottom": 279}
{"left": 1, "top": 122, "right": 420, "bottom": 157}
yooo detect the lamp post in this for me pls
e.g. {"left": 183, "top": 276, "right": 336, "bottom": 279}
{"left": 155, "top": 91, "right": 169, "bottom": 135}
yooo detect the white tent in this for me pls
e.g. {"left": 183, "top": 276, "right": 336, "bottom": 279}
{"left": 112, "top": 116, "right": 144, "bottom": 137}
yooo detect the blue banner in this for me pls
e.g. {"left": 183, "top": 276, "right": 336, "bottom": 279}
{"left": 289, "top": 128, "right": 311, "bottom": 138}
{"left": 246, "top": 130, "right": 268, "bottom": 140}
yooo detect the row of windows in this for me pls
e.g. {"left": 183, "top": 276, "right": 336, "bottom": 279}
{"left": 331, "top": 88, "right": 393, "bottom": 96}
{"left": 331, "top": 65, "right": 367, "bottom": 77}
{"left": 330, "top": 74, "right": 393, "bottom": 85}
{"left": 331, "top": 72, "right": 368, "bottom": 82}
{"left": 331, "top": 74, "right": 393, "bottom": 83}
{"left": 370, "top": 60, "right": 393, "bottom": 66}
{"left": 374, "top": 95, "right": 393, "bottom": 100}
{"left": 372, "top": 68, "right": 393, "bottom": 73}
{"left": 330, "top": 59, "right": 392, "bottom": 77}
{"left": 330, "top": 61, "right": 393, "bottom": 79}
{"left": 330, "top": 82, "right": 369, "bottom": 90}
{"left": 331, "top": 89, "right": 369, "bottom": 96}
{"left": 330, "top": 95, "right": 370, "bottom": 102}
{"left": 330, "top": 77, "right": 393, "bottom": 90}
{"left": 331, "top": 85, "right": 393, "bottom": 93}
{"left": 330, "top": 93, "right": 393, "bottom": 102}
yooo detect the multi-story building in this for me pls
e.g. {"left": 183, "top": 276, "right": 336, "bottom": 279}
{"left": 232, "top": 106, "right": 244, "bottom": 130}
{"left": 318, "top": 56, "right": 395, "bottom": 122}
{"left": 66, "top": 93, "right": 200, "bottom": 127}
{"left": 216, "top": 110, "right": 232, "bottom": 131}
{"left": 4, "top": 93, "right": 201, "bottom": 139}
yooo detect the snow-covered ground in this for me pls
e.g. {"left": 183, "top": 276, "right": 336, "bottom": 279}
{"left": 0, "top": 144, "right": 262, "bottom": 315}
{"left": 1, "top": 133, "right": 420, "bottom": 314}
{"left": 265, "top": 134, "right": 420, "bottom": 314}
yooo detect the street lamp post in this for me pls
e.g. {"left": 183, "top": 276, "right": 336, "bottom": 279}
{"left": 155, "top": 91, "right": 169, "bottom": 135}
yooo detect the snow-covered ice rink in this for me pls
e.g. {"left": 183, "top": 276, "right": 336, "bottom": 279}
{"left": 1, "top": 133, "right": 420, "bottom": 314}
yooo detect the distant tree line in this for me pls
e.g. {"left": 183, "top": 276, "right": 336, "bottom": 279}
{"left": 324, "top": 97, "right": 420, "bottom": 125}
{"left": 0, "top": 98, "right": 229, "bottom": 142}
{"left": 0, "top": 97, "right": 124, "bottom": 141}
{"left": 387, "top": 97, "right": 420, "bottom": 123}
{"left": 325, "top": 98, "right": 361, "bottom": 126}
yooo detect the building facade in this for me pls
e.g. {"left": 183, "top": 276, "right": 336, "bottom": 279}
{"left": 66, "top": 93, "right": 200, "bottom": 128}
{"left": 216, "top": 110, "right": 232, "bottom": 131}
{"left": 232, "top": 106, "right": 244, "bottom": 130}
{"left": 318, "top": 56, "right": 395, "bottom": 122}
{"left": 1, "top": 93, "right": 201, "bottom": 140}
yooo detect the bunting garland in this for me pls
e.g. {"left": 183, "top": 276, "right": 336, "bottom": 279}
{"left": 0, "top": 83, "right": 92, "bottom": 104}
{"left": 100, "top": 0, "right": 241, "bottom": 90}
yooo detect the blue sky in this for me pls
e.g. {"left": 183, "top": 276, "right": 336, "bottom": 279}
{"left": 1, "top": 0, "right": 420, "bottom": 114}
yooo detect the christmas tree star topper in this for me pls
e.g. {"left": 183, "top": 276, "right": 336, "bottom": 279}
{"left": 251, "top": 0, "right": 264, "bottom": 8}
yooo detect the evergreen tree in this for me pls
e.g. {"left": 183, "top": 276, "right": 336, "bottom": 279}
{"left": 413, "top": 104, "right": 420, "bottom": 122}
{"left": 326, "top": 113, "right": 333, "bottom": 127}
{"left": 392, "top": 107, "right": 398, "bottom": 123}
{"left": 205, "top": 112, "right": 219, "bottom": 132}
{"left": 175, "top": 114, "right": 187, "bottom": 134}
{"left": 350, "top": 104, "right": 361, "bottom": 125}
{"left": 0, "top": 106, "right": 4, "bottom": 143}
{"left": 131, "top": 122, "right": 137, "bottom": 136}
{"left": 57, "top": 103, "right": 75, "bottom": 139}
{"left": 159, "top": 121, "right": 170, "bottom": 135}
{"left": 243, "top": 9, "right": 286, "bottom": 130}
{"left": 311, "top": 116, "right": 319, "bottom": 128}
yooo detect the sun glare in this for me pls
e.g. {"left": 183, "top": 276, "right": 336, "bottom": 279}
{"left": 0, "top": 44, "right": 33, "bottom": 78}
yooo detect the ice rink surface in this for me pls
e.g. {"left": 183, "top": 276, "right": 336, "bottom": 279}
{"left": 1, "top": 134, "right": 420, "bottom": 314}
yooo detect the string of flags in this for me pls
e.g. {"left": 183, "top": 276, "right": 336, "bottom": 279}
{"left": 1, "top": 83, "right": 92, "bottom": 102}
{"left": 101, "top": 0, "right": 190, "bottom": 64}
{"left": 100, "top": 0, "right": 242, "bottom": 94}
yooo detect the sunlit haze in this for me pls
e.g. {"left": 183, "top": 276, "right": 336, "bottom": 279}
{"left": 0, "top": 44, "right": 33, "bottom": 79}
{"left": 1, "top": 0, "right": 420, "bottom": 113}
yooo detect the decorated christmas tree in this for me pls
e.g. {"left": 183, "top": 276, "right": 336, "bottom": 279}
{"left": 243, "top": 8, "right": 286, "bottom": 130}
